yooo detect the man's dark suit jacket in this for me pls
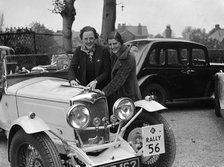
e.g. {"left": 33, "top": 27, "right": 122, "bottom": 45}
{"left": 68, "top": 45, "right": 110, "bottom": 89}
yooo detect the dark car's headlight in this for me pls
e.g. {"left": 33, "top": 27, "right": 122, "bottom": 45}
{"left": 66, "top": 103, "right": 90, "bottom": 129}
{"left": 113, "top": 98, "right": 135, "bottom": 121}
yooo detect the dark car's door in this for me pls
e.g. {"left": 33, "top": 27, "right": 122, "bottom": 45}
{"left": 187, "top": 48, "right": 211, "bottom": 97}
{"left": 162, "top": 46, "right": 193, "bottom": 98}
{"left": 166, "top": 46, "right": 210, "bottom": 98}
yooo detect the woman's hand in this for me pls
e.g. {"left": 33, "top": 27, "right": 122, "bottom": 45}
{"left": 87, "top": 80, "right": 98, "bottom": 89}
{"left": 70, "top": 80, "right": 79, "bottom": 87}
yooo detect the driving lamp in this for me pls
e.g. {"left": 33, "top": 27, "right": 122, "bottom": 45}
{"left": 66, "top": 104, "right": 90, "bottom": 129}
{"left": 93, "top": 117, "right": 101, "bottom": 127}
{"left": 113, "top": 98, "right": 135, "bottom": 121}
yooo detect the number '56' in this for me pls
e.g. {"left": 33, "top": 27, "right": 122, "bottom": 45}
{"left": 148, "top": 143, "right": 160, "bottom": 154}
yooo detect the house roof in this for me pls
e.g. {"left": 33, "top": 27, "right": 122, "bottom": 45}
{"left": 117, "top": 24, "right": 149, "bottom": 37}
{"left": 208, "top": 25, "right": 224, "bottom": 42}
{"left": 125, "top": 25, "right": 149, "bottom": 37}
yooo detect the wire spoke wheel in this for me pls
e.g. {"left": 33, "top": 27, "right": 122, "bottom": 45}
{"left": 10, "top": 129, "right": 62, "bottom": 167}
{"left": 19, "top": 144, "right": 43, "bottom": 167}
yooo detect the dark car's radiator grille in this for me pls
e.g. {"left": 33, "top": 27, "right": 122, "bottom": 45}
{"left": 75, "top": 98, "right": 110, "bottom": 147}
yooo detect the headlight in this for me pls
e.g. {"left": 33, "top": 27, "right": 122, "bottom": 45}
{"left": 113, "top": 98, "right": 135, "bottom": 121}
{"left": 66, "top": 103, "right": 90, "bottom": 129}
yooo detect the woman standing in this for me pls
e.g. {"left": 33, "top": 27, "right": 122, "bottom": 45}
{"left": 102, "top": 31, "right": 141, "bottom": 110}
{"left": 68, "top": 26, "right": 110, "bottom": 89}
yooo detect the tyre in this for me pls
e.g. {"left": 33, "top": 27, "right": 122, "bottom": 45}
{"left": 142, "top": 84, "right": 167, "bottom": 105}
{"left": 123, "top": 111, "right": 176, "bottom": 167}
{"left": 9, "top": 129, "right": 62, "bottom": 167}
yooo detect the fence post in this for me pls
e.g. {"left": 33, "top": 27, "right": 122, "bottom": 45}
{"left": 33, "top": 32, "right": 37, "bottom": 54}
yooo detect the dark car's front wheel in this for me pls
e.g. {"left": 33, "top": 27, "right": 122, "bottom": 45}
{"left": 142, "top": 84, "right": 167, "bottom": 105}
{"left": 9, "top": 129, "right": 62, "bottom": 167}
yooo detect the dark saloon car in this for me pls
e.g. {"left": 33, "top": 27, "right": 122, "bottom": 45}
{"left": 126, "top": 38, "right": 224, "bottom": 105}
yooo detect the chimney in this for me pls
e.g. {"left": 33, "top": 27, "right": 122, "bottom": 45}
{"left": 121, "top": 23, "right": 126, "bottom": 31}
{"left": 138, "top": 23, "right": 142, "bottom": 35}
{"left": 118, "top": 23, "right": 121, "bottom": 28}
{"left": 118, "top": 23, "right": 126, "bottom": 32}
{"left": 165, "top": 25, "right": 172, "bottom": 38}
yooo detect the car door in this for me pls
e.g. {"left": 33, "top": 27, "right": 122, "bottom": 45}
{"left": 139, "top": 42, "right": 194, "bottom": 99}
{"left": 166, "top": 45, "right": 210, "bottom": 98}
{"left": 160, "top": 44, "right": 194, "bottom": 99}
{"left": 187, "top": 47, "right": 211, "bottom": 97}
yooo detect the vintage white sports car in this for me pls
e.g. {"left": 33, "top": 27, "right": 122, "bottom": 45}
{"left": 0, "top": 46, "right": 176, "bottom": 167}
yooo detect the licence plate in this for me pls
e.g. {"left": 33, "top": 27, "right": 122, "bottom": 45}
{"left": 97, "top": 157, "right": 140, "bottom": 167}
{"left": 142, "top": 124, "right": 165, "bottom": 156}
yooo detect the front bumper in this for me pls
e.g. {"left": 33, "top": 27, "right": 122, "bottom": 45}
{"left": 67, "top": 136, "right": 139, "bottom": 167}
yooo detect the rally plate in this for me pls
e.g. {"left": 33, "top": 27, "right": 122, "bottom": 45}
{"left": 142, "top": 124, "right": 165, "bottom": 157}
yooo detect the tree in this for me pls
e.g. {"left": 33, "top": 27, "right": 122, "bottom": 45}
{"left": 52, "top": 0, "right": 76, "bottom": 53}
{"left": 182, "top": 26, "right": 224, "bottom": 49}
{"left": 0, "top": 12, "right": 4, "bottom": 32}
{"left": 101, "top": 0, "right": 116, "bottom": 43}
{"left": 182, "top": 26, "right": 207, "bottom": 43}
{"left": 30, "top": 22, "right": 54, "bottom": 33}
{"left": 154, "top": 34, "right": 164, "bottom": 38}
{"left": 29, "top": 22, "right": 61, "bottom": 54}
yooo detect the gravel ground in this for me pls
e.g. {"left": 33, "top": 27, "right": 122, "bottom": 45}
{"left": 162, "top": 100, "right": 224, "bottom": 167}
{"left": 0, "top": 133, "right": 9, "bottom": 167}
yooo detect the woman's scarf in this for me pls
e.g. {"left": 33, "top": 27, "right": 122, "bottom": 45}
{"left": 80, "top": 45, "right": 95, "bottom": 62}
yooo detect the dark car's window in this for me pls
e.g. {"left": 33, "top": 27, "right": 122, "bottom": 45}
{"left": 192, "top": 48, "right": 206, "bottom": 66}
{"left": 167, "top": 49, "right": 179, "bottom": 65}
{"left": 149, "top": 48, "right": 165, "bottom": 66}
{"left": 179, "top": 49, "right": 188, "bottom": 66}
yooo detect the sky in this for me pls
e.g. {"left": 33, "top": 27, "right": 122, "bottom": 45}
{"left": 1, "top": 0, "right": 224, "bottom": 37}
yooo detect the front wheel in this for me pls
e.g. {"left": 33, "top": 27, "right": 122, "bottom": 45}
{"left": 9, "top": 129, "right": 62, "bottom": 167}
{"left": 123, "top": 111, "right": 176, "bottom": 167}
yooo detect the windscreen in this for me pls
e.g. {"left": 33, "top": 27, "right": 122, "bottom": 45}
{"left": 5, "top": 54, "right": 72, "bottom": 75}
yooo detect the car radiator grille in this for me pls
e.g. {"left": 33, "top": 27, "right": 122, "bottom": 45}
{"left": 75, "top": 98, "right": 110, "bottom": 147}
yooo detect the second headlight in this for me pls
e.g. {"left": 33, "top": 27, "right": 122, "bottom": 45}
{"left": 113, "top": 97, "right": 135, "bottom": 121}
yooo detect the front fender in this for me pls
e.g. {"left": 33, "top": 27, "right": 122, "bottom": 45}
{"left": 138, "top": 75, "right": 152, "bottom": 86}
{"left": 7, "top": 115, "right": 50, "bottom": 162}
{"left": 134, "top": 100, "right": 166, "bottom": 112}
{"left": 10, "top": 115, "right": 50, "bottom": 134}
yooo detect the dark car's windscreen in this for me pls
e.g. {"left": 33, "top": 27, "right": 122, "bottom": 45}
{"left": 126, "top": 40, "right": 152, "bottom": 65}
